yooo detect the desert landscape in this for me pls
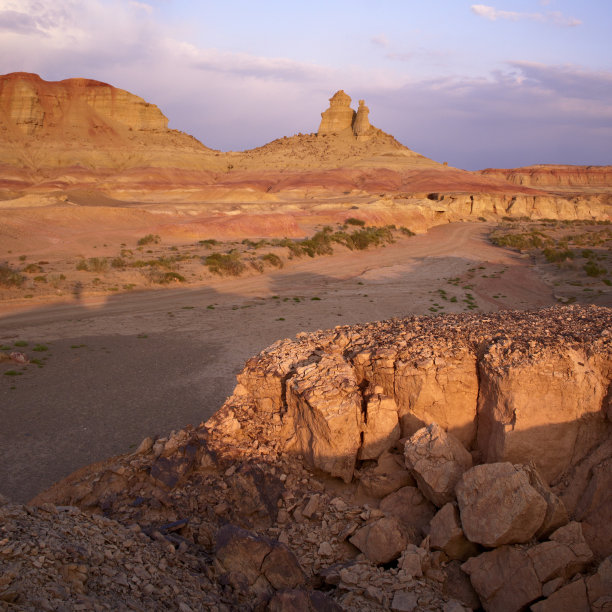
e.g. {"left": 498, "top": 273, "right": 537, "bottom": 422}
{"left": 1, "top": 71, "right": 611, "bottom": 611}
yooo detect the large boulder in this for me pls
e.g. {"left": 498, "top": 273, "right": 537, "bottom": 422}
{"left": 461, "top": 546, "right": 542, "bottom": 612}
{"left": 404, "top": 423, "right": 472, "bottom": 507}
{"left": 455, "top": 462, "right": 547, "bottom": 547}
{"left": 349, "top": 516, "right": 407, "bottom": 564}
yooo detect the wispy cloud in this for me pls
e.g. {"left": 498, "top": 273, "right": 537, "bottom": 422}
{"left": 471, "top": 4, "right": 581, "bottom": 27}
{"left": 370, "top": 34, "right": 389, "bottom": 49}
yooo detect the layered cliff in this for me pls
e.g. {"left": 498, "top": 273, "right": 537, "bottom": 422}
{"left": 21, "top": 305, "right": 611, "bottom": 611}
{"left": 0, "top": 72, "right": 222, "bottom": 171}
{"left": 480, "top": 165, "right": 612, "bottom": 190}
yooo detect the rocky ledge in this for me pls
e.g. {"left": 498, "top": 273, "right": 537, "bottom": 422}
{"left": 3, "top": 305, "right": 612, "bottom": 611}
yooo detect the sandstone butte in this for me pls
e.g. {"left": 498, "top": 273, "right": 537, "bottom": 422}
{"left": 0, "top": 305, "right": 609, "bottom": 611}
{"left": 1, "top": 71, "right": 611, "bottom": 243}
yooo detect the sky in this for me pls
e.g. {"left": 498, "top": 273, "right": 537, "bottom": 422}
{"left": 0, "top": 0, "right": 611, "bottom": 169}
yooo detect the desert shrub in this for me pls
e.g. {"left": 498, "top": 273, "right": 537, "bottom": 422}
{"left": 23, "top": 263, "right": 43, "bottom": 273}
{"left": 137, "top": 234, "right": 161, "bottom": 246}
{"left": 345, "top": 217, "right": 366, "bottom": 227}
{"left": 205, "top": 252, "right": 246, "bottom": 276}
{"left": 261, "top": 253, "right": 283, "bottom": 268}
{"left": 87, "top": 257, "right": 109, "bottom": 273}
{"left": 0, "top": 264, "right": 24, "bottom": 287}
{"left": 584, "top": 261, "right": 606, "bottom": 277}
{"left": 33, "top": 275, "right": 47, "bottom": 283}
{"left": 249, "top": 259, "right": 264, "bottom": 273}
{"left": 345, "top": 226, "right": 395, "bottom": 250}
{"left": 490, "top": 231, "right": 546, "bottom": 250}
{"left": 76, "top": 260, "right": 89, "bottom": 271}
{"left": 543, "top": 248, "right": 574, "bottom": 263}
{"left": 111, "top": 257, "right": 126, "bottom": 269}
{"left": 146, "top": 270, "right": 186, "bottom": 284}
{"left": 198, "top": 239, "right": 219, "bottom": 248}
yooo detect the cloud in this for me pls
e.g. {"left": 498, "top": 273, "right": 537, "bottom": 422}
{"left": 191, "top": 48, "right": 332, "bottom": 82}
{"left": 0, "top": 0, "right": 608, "bottom": 168}
{"left": 370, "top": 34, "right": 389, "bottom": 49}
{"left": 471, "top": 4, "right": 581, "bottom": 27}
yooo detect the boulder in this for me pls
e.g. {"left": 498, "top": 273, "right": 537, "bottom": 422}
{"left": 526, "top": 521, "right": 593, "bottom": 584}
{"left": 390, "top": 590, "right": 419, "bottom": 611}
{"left": 522, "top": 463, "right": 568, "bottom": 538}
{"left": 530, "top": 578, "right": 590, "bottom": 612}
{"left": 455, "top": 462, "right": 547, "bottom": 547}
{"left": 461, "top": 545, "right": 541, "bottom": 612}
{"left": 349, "top": 516, "right": 407, "bottom": 564}
{"left": 404, "top": 423, "right": 472, "bottom": 507}
{"left": 398, "top": 544, "right": 428, "bottom": 577}
{"left": 358, "top": 391, "right": 400, "bottom": 460}
{"left": 429, "top": 503, "right": 479, "bottom": 561}
{"left": 587, "top": 557, "right": 612, "bottom": 609}
{"left": 356, "top": 450, "right": 414, "bottom": 499}
{"left": 379, "top": 486, "right": 436, "bottom": 542}
{"left": 215, "top": 524, "right": 304, "bottom": 590}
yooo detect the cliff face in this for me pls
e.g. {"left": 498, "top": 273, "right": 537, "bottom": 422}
{"left": 0, "top": 72, "right": 167, "bottom": 135}
{"left": 480, "top": 165, "right": 612, "bottom": 190}
{"left": 0, "top": 72, "right": 220, "bottom": 170}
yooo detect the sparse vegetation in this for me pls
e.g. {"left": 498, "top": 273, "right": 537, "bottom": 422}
{"left": 0, "top": 264, "right": 25, "bottom": 287}
{"left": 137, "top": 234, "right": 161, "bottom": 246}
{"left": 345, "top": 217, "right": 366, "bottom": 227}
{"left": 204, "top": 252, "right": 246, "bottom": 276}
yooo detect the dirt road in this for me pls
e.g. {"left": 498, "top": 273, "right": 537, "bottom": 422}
{"left": 0, "top": 223, "right": 554, "bottom": 502}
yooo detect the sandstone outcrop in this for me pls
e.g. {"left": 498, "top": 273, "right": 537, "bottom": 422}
{"left": 404, "top": 423, "right": 472, "bottom": 507}
{"left": 318, "top": 90, "right": 374, "bottom": 140}
{"left": 480, "top": 164, "right": 612, "bottom": 190}
{"left": 0, "top": 72, "right": 221, "bottom": 171}
{"left": 318, "top": 90, "right": 356, "bottom": 135}
{"left": 10, "top": 305, "right": 612, "bottom": 611}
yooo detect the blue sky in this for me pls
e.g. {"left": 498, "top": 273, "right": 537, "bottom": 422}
{"left": 0, "top": 0, "right": 610, "bottom": 169}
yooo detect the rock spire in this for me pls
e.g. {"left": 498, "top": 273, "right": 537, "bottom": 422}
{"left": 317, "top": 90, "right": 373, "bottom": 138}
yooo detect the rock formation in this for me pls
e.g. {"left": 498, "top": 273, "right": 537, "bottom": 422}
{"left": 6, "top": 305, "right": 607, "bottom": 611}
{"left": 318, "top": 90, "right": 356, "bottom": 135}
{"left": 317, "top": 90, "right": 373, "bottom": 140}
{"left": 0, "top": 72, "right": 221, "bottom": 171}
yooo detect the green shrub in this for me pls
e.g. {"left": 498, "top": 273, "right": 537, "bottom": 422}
{"left": 147, "top": 270, "right": 186, "bottom": 284}
{"left": 23, "top": 263, "right": 43, "bottom": 273}
{"left": 198, "top": 239, "right": 219, "bottom": 248}
{"left": 205, "top": 252, "right": 246, "bottom": 276}
{"left": 137, "top": 234, "right": 161, "bottom": 246}
{"left": 0, "top": 264, "right": 25, "bottom": 287}
{"left": 584, "top": 261, "right": 606, "bottom": 277}
{"left": 261, "top": 253, "right": 283, "bottom": 268}
{"left": 345, "top": 217, "right": 366, "bottom": 227}
{"left": 543, "top": 248, "right": 574, "bottom": 263}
